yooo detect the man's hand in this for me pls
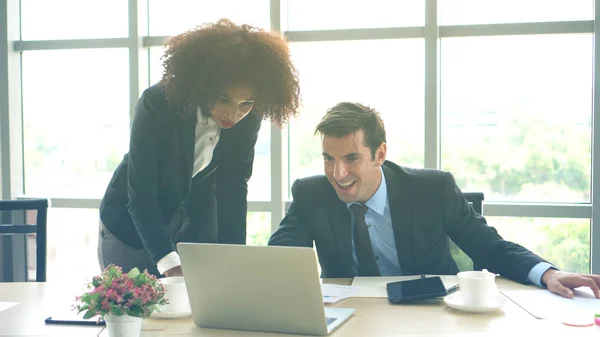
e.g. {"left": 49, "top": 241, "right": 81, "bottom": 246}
{"left": 542, "top": 269, "right": 600, "bottom": 299}
{"left": 164, "top": 265, "right": 183, "bottom": 277}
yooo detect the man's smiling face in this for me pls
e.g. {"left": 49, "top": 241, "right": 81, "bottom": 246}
{"left": 322, "top": 129, "right": 386, "bottom": 203}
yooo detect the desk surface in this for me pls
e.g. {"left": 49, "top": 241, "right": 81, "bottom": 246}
{"left": 0, "top": 278, "right": 598, "bottom": 337}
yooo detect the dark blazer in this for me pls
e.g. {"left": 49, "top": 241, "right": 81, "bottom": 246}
{"left": 100, "top": 83, "right": 261, "bottom": 264}
{"left": 269, "top": 161, "right": 549, "bottom": 283}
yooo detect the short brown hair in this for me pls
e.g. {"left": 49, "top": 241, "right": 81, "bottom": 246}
{"left": 315, "top": 102, "right": 386, "bottom": 159}
{"left": 160, "top": 19, "right": 300, "bottom": 127}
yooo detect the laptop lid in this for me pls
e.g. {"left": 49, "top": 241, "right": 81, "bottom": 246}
{"left": 177, "top": 243, "right": 353, "bottom": 336}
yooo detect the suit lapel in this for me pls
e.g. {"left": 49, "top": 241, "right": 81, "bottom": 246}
{"left": 329, "top": 197, "right": 354, "bottom": 277}
{"left": 384, "top": 164, "right": 415, "bottom": 275}
{"left": 180, "top": 116, "right": 195, "bottom": 181}
{"left": 212, "top": 127, "right": 233, "bottom": 163}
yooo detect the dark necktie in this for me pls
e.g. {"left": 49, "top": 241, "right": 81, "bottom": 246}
{"left": 349, "top": 203, "right": 380, "bottom": 276}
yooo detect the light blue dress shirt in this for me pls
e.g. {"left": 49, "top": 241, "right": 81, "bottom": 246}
{"left": 347, "top": 170, "right": 402, "bottom": 276}
{"left": 347, "top": 167, "right": 553, "bottom": 287}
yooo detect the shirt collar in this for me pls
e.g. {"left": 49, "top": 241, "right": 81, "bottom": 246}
{"left": 197, "top": 105, "right": 217, "bottom": 126}
{"left": 346, "top": 166, "right": 387, "bottom": 216}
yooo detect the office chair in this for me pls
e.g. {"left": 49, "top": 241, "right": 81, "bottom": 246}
{"left": 449, "top": 192, "right": 484, "bottom": 271}
{"left": 0, "top": 199, "right": 48, "bottom": 282}
{"left": 463, "top": 192, "right": 484, "bottom": 215}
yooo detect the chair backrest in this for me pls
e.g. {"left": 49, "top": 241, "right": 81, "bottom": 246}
{"left": 463, "top": 192, "right": 484, "bottom": 215}
{"left": 449, "top": 192, "right": 484, "bottom": 272}
{"left": 0, "top": 199, "right": 48, "bottom": 282}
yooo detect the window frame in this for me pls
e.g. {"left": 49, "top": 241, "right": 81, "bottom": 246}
{"left": 1, "top": 0, "right": 598, "bottom": 273}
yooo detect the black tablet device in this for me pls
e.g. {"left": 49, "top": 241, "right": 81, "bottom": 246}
{"left": 45, "top": 312, "right": 105, "bottom": 326}
{"left": 386, "top": 276, "right": 449, "bottom": 303}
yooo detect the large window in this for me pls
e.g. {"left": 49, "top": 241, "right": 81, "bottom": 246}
{"left": 148, "top": 0, "right": 270, "bottom": 36}
{"left": 45, "top": 208, "right": 101, "bottom": 282}
{"left": 489, "top": 217, "right": 590, "bottom": 274}
{"left": 20, "top": 0, "right": 128, "bottom": 40}
{"left": 247, "top": 213, "right": 272, "bottom": 246}
{"left": 22, "top": 49, "right": 130, "bottom": 198}
{"left": 4, "top": 0, "right": 597, "bottom": 282}
{"left": 285, "top": 0, "right": 424, "bottom": 30}
{"left": 289, "top": 39, "right": 425, "bottom": 185}
{"left": 439, "top": 0, "right": 593, "bottom": 25}
{"left": 441, "top": 34, "right": 592, "bottom": 202}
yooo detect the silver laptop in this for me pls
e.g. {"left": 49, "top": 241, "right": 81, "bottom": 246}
{"left": 178, "top": 243, "right": 355, "bottom": 336}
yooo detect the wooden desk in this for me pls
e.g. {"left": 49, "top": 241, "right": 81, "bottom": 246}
{"left": 0, "top": 281, "right": 101, "bottom": 337}
{"left": 0, "top": 278, "right": 598, "bottom": 336}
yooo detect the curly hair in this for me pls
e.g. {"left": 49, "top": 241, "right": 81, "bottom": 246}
{"left": 160, "top": 18, "right": 300, "bottom": 127}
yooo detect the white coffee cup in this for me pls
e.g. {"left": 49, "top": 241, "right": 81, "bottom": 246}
{"left": 158, "top": 276, "right": 191, "bottom": 314}
{"left": 456, "top": 270, "right": 498, "bottom": 307}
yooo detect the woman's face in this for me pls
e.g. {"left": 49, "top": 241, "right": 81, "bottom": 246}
{"left": 210, "top": 84, "right": 255, "bottom": 129}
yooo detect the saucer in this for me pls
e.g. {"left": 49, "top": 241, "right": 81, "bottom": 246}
{"left": 443, "top": 291, "right": 507, "bottom": 313}
{"left": 151, "top": 310, "right": 192, "bottom": 319}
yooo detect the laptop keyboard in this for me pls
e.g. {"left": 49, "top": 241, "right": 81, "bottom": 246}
{"left": 326, "top": 317, "right": 338, "bottom": 325}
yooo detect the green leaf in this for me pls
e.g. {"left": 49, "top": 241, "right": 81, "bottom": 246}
{"left": 82, "top": 310, "right": 95, "bottom": 319}
{"left": 127, "top": 268, "right": 140, "bottom": 279}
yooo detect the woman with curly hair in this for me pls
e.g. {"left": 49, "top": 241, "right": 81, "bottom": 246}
{"left": 98, "top": 19, "right": 300, "bottom": 278}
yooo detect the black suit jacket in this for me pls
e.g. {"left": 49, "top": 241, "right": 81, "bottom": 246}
{"left": 100, "top": 83, "right": 261, "bottom": 264}
{"left": 269, "top": 161, "right": 549, "bottom": 283}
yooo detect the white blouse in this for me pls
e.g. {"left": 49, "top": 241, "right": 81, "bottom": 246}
{"left": 193, "top": 105, "right": 221, "bottom": 177}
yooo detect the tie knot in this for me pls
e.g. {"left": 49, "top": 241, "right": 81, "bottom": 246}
{"left": 349, "top": 203, "right": 368, "bottom": 218}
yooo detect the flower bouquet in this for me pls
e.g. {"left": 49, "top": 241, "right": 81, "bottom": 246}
{"left": 74, "top": 264, "right": 168, "bottom": 337}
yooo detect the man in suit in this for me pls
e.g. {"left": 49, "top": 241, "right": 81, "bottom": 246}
{"left": 269, "top": 102, "right": 600, "bottom": 299}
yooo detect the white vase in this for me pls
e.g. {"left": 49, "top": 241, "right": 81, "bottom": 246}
{"left": 104, "top": 313, "right": 143, "bottom": 337}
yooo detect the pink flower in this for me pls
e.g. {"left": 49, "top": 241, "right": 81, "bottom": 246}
{"left": 74, "top": 265, "right": 167, "bottom": 319}
{"left": 101, "top": 299, "right": 110, "bottom": 311}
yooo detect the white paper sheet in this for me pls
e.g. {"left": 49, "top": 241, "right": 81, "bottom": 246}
{"left": 502, "top": 288, "right": 600, "bottom": 319}
{"left": 0, "top": 301, "right": 18, "bottom": 313}
{"left": 351, "top": 275, "right": 458, "bottom": 298}
{"left": 321, "top": 284, "right": 358, "bottom": 303}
